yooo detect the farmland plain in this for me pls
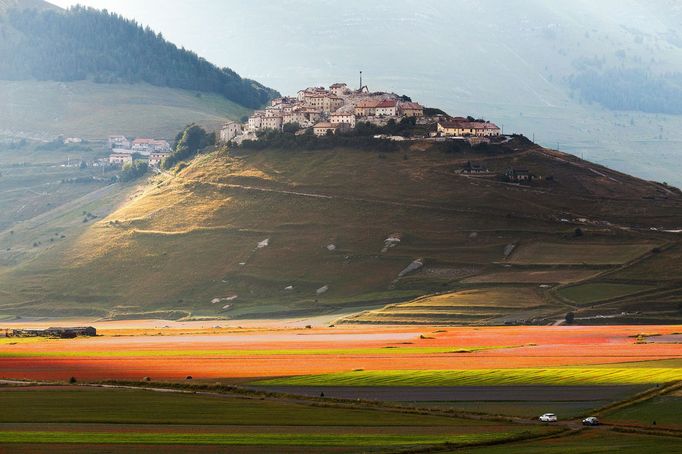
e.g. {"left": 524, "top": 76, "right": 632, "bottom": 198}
{"left": 0, "top": 323, "right": 680, "bottom": 452}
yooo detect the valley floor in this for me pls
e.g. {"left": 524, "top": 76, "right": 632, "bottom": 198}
{"left": 0, "top": 323, "right": 680, "bottom": 452}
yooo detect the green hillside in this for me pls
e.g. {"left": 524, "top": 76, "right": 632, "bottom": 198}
{"left": 0, "top": 5, "right": 278, "bottom": 108}
{"left": 2, "top": 138, "right": 682, "bottom": 323}
{"left": 0, "top": 2, "right": 275, "bottom": 139}
{"left": 0, "top": 80, "right": 251, "bottom": 139}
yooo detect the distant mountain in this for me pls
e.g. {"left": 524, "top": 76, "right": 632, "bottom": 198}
{"left": 0, "top": 5, "right": 279, "bottom": 109}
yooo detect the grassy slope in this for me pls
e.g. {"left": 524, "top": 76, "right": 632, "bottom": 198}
{"left": 0, "top": 80, "right": 251, "bottom": 140}
{"left": 2, "top": 139, "right": 682, "bottom": 320}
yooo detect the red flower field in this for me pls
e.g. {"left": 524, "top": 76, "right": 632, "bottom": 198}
{"left": 1, "top": 324, "right": 680, "bottom": 381}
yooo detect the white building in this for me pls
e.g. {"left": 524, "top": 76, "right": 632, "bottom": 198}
{"left": 108, "top": 135, "right": 130, "bottom": 150}
{"left": 219, "top": 121, "right": 242, "bottom": 143}
{"left": 330, "top": 112, "right": 356, "bottom": 128}
{"left": 109, "top": 151, "right": 133, "bottom": 166}
{"left": 131, "top": 138, "right": 171, "bottom": 155}
{"left": 375, "top": 100, "right": 398, "bottom": 117}
{"left": 149, "top": 151, "right": 170, "bottom": 167}
{"left": 262, "top": 115, "right": 283, "bottom": 131}
{"left": 313, "top": 122, "right": 339, "bottom": 137}
{"left": 330, "top": 83, "right": 349, "bottom": 97}
{"left": 247, "top": 112, "right": 264, "bottom": 131}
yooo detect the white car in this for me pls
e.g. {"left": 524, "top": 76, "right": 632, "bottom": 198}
{"left": 539, "top": 413, "right": 557, "bottom": 422}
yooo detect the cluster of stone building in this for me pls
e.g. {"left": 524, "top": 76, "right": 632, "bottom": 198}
{"left": 107, "top": 135, "right": 171, "bottom": 167}
{"left": 219, "top": 82, "right": 431, "bottom": 143}
{"left": 218, "top": 81, "right": 502, "bottom": 144}
{"left": 6, "top": 326, "right": 97, "bottom": 339}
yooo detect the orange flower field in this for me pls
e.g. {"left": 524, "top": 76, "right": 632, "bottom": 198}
{"left": 1, "top": 324, "right": 681, "bottom": 381}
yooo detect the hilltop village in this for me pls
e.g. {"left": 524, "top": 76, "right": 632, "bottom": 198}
{"left": 105, "top": 81, "right": 503, "bottom": 170}
{"left": 219, "top": 82, "right": 501, "bottom": 145}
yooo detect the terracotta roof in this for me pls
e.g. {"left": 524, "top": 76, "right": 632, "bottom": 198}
{"left": 313, "top": 122, "right": 337, "bottom": 129}
{"left": 375, "top": 100, "right": 397, "bottom": 108}
{"left": 132, "top": 138, "right": 169, "bottom": 146}
{"left": 400, "top": 102, "right": 423, "bottom": 110}
{"left": 355, "top": 99, "right": 382, "bottom": 108}
{"left": 439, "top": 120, "right": 500, "bottom": 130}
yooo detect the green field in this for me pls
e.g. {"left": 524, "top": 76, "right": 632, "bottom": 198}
{"left": 434, "top": 401, "right": 606, "bottom": 419}
{"left": 459, "top": 430, "right": 682, "bottom": 453}
{"left": 0, "top": 387, "right": 499, "bottom": 426}
{"left": 557, "top": 283, "right": 655, "bottom": 305}
{"left": 0, "top": 431, "right": 520, "bottom": 447}
{"left": 604, "top": 394, "right": 682, "bottom": 430}
{"left": 0, "top": 386, "right": 548, "bottom": 451}
{"left": 0, "top": 80, "right": 250, "bottom": 140}
{"left": 254, "top": 368, "right": 682, "bottom": 387}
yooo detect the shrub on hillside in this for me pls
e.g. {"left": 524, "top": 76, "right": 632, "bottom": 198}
{"left": 163, "top": 124, "right": 214, "bottom": 169}
{"left": 239, "top": 128, "right": 399, "bottom": 152}
{"left": 120, "top": 160, "right": 148, "bottom": 182}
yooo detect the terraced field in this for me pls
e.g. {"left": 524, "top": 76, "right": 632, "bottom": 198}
{"left": 557, "top": 283, "right": 656, "bottom": 306}
{"left": 343, "top": 288, "right": 552, "bottom": 324}
{"left": 508, "top": 242, "right": 656, "bottom": 266}
{"left": 462, "top": 269, "right": 602, "bottom": 284}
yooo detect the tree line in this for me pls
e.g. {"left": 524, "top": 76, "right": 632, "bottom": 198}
{"left": 570, "top": 69, "right": 682, "bottom": 115}
{"left": 0, "top": 7, "right": 279, "bottom": 108}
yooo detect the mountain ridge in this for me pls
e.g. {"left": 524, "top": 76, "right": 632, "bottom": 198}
{"left": 0, "top": 5, "right": 279, "bottom": 109}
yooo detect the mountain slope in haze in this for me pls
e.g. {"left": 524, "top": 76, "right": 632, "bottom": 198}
{"left": 0, "top": 79, "right": 252, "bottom": 140}
{"left": 192, "top": 0, "right": 682, "bottom": 185}
{"left": 0, "top": 6, "right": 279, "bottom": 109}
{"left": 2, "top": 139, "right": 682, "bottom": 325}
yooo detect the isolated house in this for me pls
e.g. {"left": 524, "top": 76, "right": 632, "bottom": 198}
{"left": 506, "top": 168, "right": 532, "bottom": 182}
{"left": 438, "top": 119, "right": 501, "bottom": 137}
{"left": 461, "top": 161, "right": 488, "bottom": 174}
